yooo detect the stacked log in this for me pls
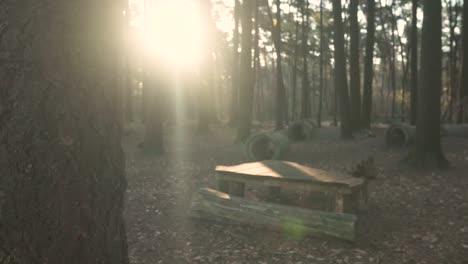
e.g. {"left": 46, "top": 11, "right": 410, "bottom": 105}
{"left": 287, "top": 119, "right": 318, "bottom": 141}
{"left": 385, "top": 123, "right": 415, "bottom": 147}
{"left": 244, "top": 130, "right": 289, "bottom": 160}
{"left": 189, "top": 188, "right": 357, "bottom": 241}
{"left": 385, "top": 123, "right": 468, "bottom": 147}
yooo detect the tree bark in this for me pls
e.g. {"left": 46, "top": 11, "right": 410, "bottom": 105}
{"left": 362, "top": 0, "right": 375, "bottom": 129}
{"left": 333, "top": 0, "right": 353, "bottom": 138}
{"left": 412, "top": 0, "right": 448, "bottom": 168}
{"left": 349, "top": 0, "right": 361, "bottom": 131}
{"left": 0, "top": 0, "right": 129, "bottom": 263}
{"left": 235, "top": 0, "right": 254, "bottom": 142}
{"left": 410, "top": 0, "right": 418, "bottom": 125}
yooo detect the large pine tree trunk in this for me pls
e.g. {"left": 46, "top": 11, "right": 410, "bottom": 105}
{"left": 235, "top": 0, "right": 254, "bottom": 142}
{"left": 349, "top": 0, "right": 361, "bottom": 131}
{"left": 413, "top": 0, "right": 448, "bottom": 168}
{"left": 0, "top": 0, "right": 129, "bottom": 263}
{"left": 332, "top": 0, "right": 353, "bottom": 138}
{"left": 459, "top": 0, "right": 468, "bottom": 123}
{"left": 362, "top": 0, "right": 375, "bottom": 129}
{"left": 410, "top": 0, "right": 418, "bottom": 125}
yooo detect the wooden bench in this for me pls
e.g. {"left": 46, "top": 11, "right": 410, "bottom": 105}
{"left": 215, "top": 160, "right": 367, "bottom": 214}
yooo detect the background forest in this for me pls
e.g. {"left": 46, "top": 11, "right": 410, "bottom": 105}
{"left": 1, "top": 0, "right": 468, "bottom": 263}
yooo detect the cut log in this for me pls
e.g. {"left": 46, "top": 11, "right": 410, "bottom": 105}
{"left": 385, "top": 123, "right": 415, "bottom": 147}
{"left": 287, "top": 119, "right": 318, "bottom": 141}
{"left": 244, "top": 131, "right": 290, "bottom": 160}
{"left": 189, "top": 188, "right": 357, "bottom": 241}
{"left": 385, "top": 123, "right": 468, "bottom": 147}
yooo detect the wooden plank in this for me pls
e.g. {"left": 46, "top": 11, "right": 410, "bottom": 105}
{"left": 216, "top": 160, "right": 363, "bottom": 188}
{"left": 216, "top": 173, "right": 351, "bottom": 194}
{"left": 190, "top": 188, "right": 356, "bottom": 241}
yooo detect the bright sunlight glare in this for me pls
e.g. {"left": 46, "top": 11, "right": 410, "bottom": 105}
{"left": 139, "top": 0, "right": 203, "bottom": 69}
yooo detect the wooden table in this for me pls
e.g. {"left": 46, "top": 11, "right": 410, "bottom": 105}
{"left": 215, "top": 160, "right": 367, "bottom": 214}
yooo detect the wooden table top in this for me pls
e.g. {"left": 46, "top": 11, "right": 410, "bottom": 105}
{"left": 216, "top": 160, "right": 364, "bottom": 188}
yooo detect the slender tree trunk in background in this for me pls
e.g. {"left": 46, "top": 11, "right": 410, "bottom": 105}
{"left": 292, "top": 21, "right": 300, "bottom": 120}
{"left": 124, "top": 6, "right": 133, "bottom": 123}
{"left": 458, "top": 0, "right": 468, "bottom": 123}
{"left": 390, "top": 3, "right": 397, "bottom": 119}
{"left": 380, "top": 59, "right": 386, "bottom": 118}
{"left": 198, "top": 0, "right": 216, "bottom": 133}
{"left": 413, "top": 0, "right": 448, "bottom": 168}
{"left": 362, "top": 0, "right": 375, "bottom": 129}
{"left": 125, "top": 60, "right": 133, "bottom": 122}
{"left": 229, "top": 0, "right": 241, "bottom": 126}
{"left": 447, "top": 0, "right": 459, "bottom": 121}
{"left": 301, "top": 0, "right": 311, "bottom": 119}
{"left": 349, "top": 0, "right": 361, "bottom": 131}
{"left": 142, "top": 69, "right": 165, "bottom": 154}
{"left": 253, "top": 0, "right": 261, "bottom": 121}
{"left": 318, "top": 0, "right": 324, "bottom": 128}
{"left": 266, "top": 0, "right": 286, "bottom": 130}
{"left": 236, "top": 0, "right": 254, "bottom": 142}
{"left": 0, "top": 0, "right": 129, "bottom": 263}
{"left": 333, "top": 0, "right": 353, "bottom": 138}
{"left": 410, "top": 0, "right": 418, "bottom": 125}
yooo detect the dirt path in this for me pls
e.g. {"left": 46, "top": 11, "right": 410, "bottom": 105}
{"left": 123, "top": 123, "right": 468, "bottom": 264}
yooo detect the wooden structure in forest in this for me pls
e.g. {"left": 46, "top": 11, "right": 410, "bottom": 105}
{"left": 190, "top": 160, "right": 367, "bottom": 241}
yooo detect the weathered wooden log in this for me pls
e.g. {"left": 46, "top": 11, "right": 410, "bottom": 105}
{"left": 440, "top": 124, "right": 468, "bottom": 138}
{"left": 189, "top": 188, "right": 357, "bottom": 241}
{"left": 244, "top": 131, "right": 290, "bottom": 160}
{"left": 287, "top": 119, "right": 318, "bottom": 141}
{"left": 385, "top": 123, "right": 415, "bottom": 147}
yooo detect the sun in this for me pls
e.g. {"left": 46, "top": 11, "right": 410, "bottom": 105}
{"left": 139, "top": 0, "right": 203, "bottom": 69}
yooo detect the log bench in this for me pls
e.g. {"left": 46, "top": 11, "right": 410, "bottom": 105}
{"left": 215, "top": 160, "right": 367, "bottom": 214}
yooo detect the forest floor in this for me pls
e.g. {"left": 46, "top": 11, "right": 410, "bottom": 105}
{"left": 122, "top": 121, "right": 468, "bottom": 264}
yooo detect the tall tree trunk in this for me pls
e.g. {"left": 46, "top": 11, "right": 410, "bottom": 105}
{"left": 142, "top": 68, "right": 165, "bottom": 154}
{"left": 333, "top": 0, "right": 353, "bottom": 138}
{"left": 235, "top": 0, "right": 254, "bottom": 142}
{"left": 410, "top": 0, "right": 418, "bottom": 125}
{"left": 301, "top": 0, "right": 311, "bottom": 119}
{"left": 0, "top": 0, "right": 129, "bottom": 263}
{"left": 292, "top": 21, "right": 300, "bottom": 121}
{"left": 198, "top": 0, "right": 216, "bottom": 133}
{"left": 447, "top": 0, "right": 460, "bottom": 122}
{"left": 229, "top": 0, "right": 241, "bottom": 126}
{"left": 458, "top": 0, "right": 468, "bottom": 123}
{"left": 390, "top": 3, "right": 397, "bottom": 119}
{"left": 253, "top": 0, "right": 261, "bottom": 121}
{"left": 413, "top": 0, "right": 448, "bottom": 168}
{"left": 318, "top": 0, "right": 324, "bottom": 128}
{"left": 349, "top": 0, "right": 361, "bottom": 131}
{"left": 266, "top": 0, "right": 286, "bottom": 130}
{"left": 362, "top": 0, "right": 375, "bottom": 129}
